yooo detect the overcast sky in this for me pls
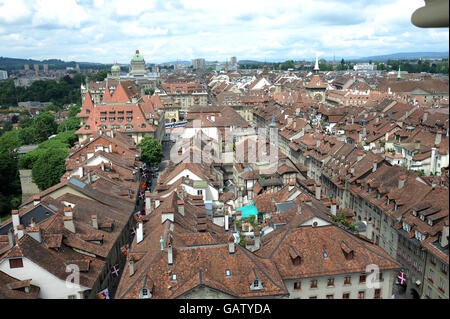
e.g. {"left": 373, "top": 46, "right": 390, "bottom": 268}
{"left": 0, "top": 0, "right": 448, "bottom": 64}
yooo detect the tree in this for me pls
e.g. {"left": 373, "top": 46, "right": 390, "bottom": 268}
{"left": 32, "top": 148, "right": 68, "bottom": 190}
{"left": 32, "top": 111, "right": 57, "bottom": 143}
{"left": 2, "top": 121, "right": 13, "bottom": 132}
{"left": 68, "top": 104, "right": 81, "bottom": 118}
{"left": 57, "top": 117, "right": 80, "bottom": 133}
{"left": 0, "top": 151, "right": 21, "bottom": 217}
{"left": 139, "top": 135, "right": 163, "bottom": 166}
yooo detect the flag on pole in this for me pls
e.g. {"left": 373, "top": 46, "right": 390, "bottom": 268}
{"left": 397, "top": 271, "right": 406, "bottom": 286}
{"left": 130, "top": 226, "right": 136, "bottom": 235}
{"left": 140, "top": 182, "right": 146, "bottom": 191}
{"left": 139, "top": 191, "right": 145, "bottom": 200}
{"left": 121, "top": 244, "right": 129, "bottom": 256}
{"left": 111, "top": 265, "right": 120, "bottom": 277}
{"left": 134, "top": 211, "right": 142, "bottom": 221}
{"left": 97, "top": 288, "right": 110, "bottom": 299}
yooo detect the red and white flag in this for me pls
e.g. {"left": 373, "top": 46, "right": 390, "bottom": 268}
{"left": 97, "top": 288, "right": 110, "bottom": 299}
{"left": 121, "top": 244, "right": 129, "bottom": 256}
{"left": 130, "top": 226, "right": 136, "bottom": 235}
{"left": 397, "top": 271, "right": 406, "bottom": 286}
{"left": 111, "top": 265, "right": 120, "bottom": 277}
{"left": 139, "top": 191, "right": 145, "bottom": 200}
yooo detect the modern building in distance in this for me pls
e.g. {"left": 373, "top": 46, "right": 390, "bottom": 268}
{"left": 0, "top": 70, "right": 7, "bottom": 80}
{"left": 192, "top": 58, "right": 205, "bottom": 70}
{"left": 43, "top": 64, "right": 48, "bottom": 73}
{"left": 34, "top": 64, "right": 39, "bottom": 73}
{"left": 353, "top": 63, "right": 377, "bottom": 71}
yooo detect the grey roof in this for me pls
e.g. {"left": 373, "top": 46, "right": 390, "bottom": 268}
{"left": 275, "top": 201, "right": 297, "bottom": 214}
{"left": 0, "top": 205, "right": 56, "bottom": 235}
{"left": 258, "top": 178, "right": 283, "bottom": 187}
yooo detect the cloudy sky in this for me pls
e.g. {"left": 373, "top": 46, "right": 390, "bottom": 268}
{"left": 0, "top": 0, "right": 448, "bottom": 64}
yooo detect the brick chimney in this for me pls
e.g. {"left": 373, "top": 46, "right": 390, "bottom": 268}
{"left": 64, "top": 206, "right": 73, "bottom": 217}
{"left": 224, "top": 210, "right": 229, "bottom": 231}
{"left": 435, "top": 131, "right": 442, "bottom": 146}
{"left": 33, "top": 195, "right": 40, "bottom": 206}
{"left": 27, "top": 225, "right": 42, "bottom": 243}
{"left": 63, "top": 216, "right": 76, "bottom": 233}
{"left": 372, "top": 161, "right": 377, "bottom": 173}
{"left": 91, "top": 215, "right": 98, "bottom": 229}
{"left": 145, "top": 191, "right": 152, "bottom": 215}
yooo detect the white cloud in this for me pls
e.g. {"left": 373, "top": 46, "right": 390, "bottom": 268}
{"left": 0, "top": 0, "right": 447, "bottom": 63}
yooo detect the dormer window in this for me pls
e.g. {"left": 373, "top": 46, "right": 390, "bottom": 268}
{"left": 402, "top": 222, "right": 411, "bottom": 232}
{"left": 385, "top": 198, "right": 390, "bottom": 206}
{"left": 428, "top": 219, "right": 433, "bottom": 226}
{"left": 225, "top": 270, "right": 231, "bottom": 277}
{"left": 393, "top": 204, "right": 398, "bottom": 212}
{"left": 139, "top": 287, "right": 151, "bottom": 299}
{"left": 171, "top": 274, "right": 177, "bottom": 282}
{"left": 420, "top": 215, "right": 425, "bottom": 221}
{"left": 412, "top": 210, "right": 417, "bottom": 217}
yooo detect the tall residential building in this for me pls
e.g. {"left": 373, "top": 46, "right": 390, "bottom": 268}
{"left": 0, "top": 70, "right": 7, "bottom": 80}
{"left": 34, "top": 64, "right": 39, "bottom": 73}
{"left": 192, "top": 58, "right": 205, "bottom": 70}
{"left": 43, "top": 64, "right": 48, "bottom": 73}
{"left": 24, "top": 64, "right": 29, "bottom": 71}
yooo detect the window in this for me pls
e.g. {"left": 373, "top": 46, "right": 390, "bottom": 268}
{"left": 343, "top": 293, "right": 350, "bottom": 299}
{"left": 309, "top": 296, "right": 317, "bottom": 299}
{"left": 327, "top": 278, "right": 335, "bottom": 287}
{"left": 171, "top": 274, "right": 177, "bottom": 282}
{"left": 442, "top": 263, "right": 448, "bottom": 275}
{"left": 225, "top": 270, "right": 231, "bottom": 277}
{"left": 344, "top": 276, "right": 351, "bottom": 285}
{"left": 68, "top": 295, "right": 76, "bottom": 299}
{"left": 142, "top": 288, "right": 148, "bottom": 296}
{"left": 294, "top": 281, "right": 301, "bottom": 290}
{"left": 358, "top": 291, "right": 365, "bottom": 299}
{"left": 197, "top": 190, "right": 203, "bottom": 196}
{"left": 310, "top": 280, "right": 318, "bottom": 288}
{"left": 326, "top": 294, "right": 334, "bottom": 299}
{"left": 9, "top": 258, "right": 23, "bottom": 269}
{"left": 374, "top": 289, "right": 381, "bottom": 299}
{"left": 359, "top": 274, "right": 366, "bottom": 284}
{"left": 439, "top": 278, "right": 446, "bottom": 293}
{"left": 429, "top": 268, "right": 434, "bottom": 283}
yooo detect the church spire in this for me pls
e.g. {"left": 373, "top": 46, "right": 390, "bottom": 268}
{"left": 314, "top": 56, "right": 319, "bottom": 74}
{"left": 397, "top": 66, "right": 401, "bottom": 79}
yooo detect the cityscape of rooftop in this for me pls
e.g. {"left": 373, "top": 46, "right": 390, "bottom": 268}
{"left": 0, "top": 0, "right": 448, "bottom": 309}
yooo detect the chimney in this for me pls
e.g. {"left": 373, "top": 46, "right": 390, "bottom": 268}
{"left": 288, "top": 180, "right": 294, "bottom": 191}
{"left": 422, "top": 112, "right": 428, "bottom": 123}
{"left": 357, "top": 152, "right": 364, "bottom": 162}
{"left": 63, "top": 216, "right": 76, "bottom": 233}
{"left": 91, "top": 215, "right": 98, "bottom": 229}
{"left": 29, "top": 218, "right": 36, "bottom": 227}
{"left": 167, "top": 235, "right": 173, "bottom": 265}
{"left": 128, "top": 256, "right": 135, "bottom": 276}
{"left": 136, "top": 220, "right": 143, "bottom": 244}
{"left": 440, "top": 226, "right": 449, "bottom": 248}
{"left": 331, "top": 199, "right": 337, "bottom": 216}
{"left": 33, "top": 195, "right": 40, "bottom": 206}
{"left": 305, "top": 198, "right": 312, "bottom": 206}
{"left": 160, "top": 236, "right": 164, "bottom": 251}
{"left": 64, "top": 206, "right": 73, "bottom": 217}
{"left": 109, "top": 142, "right": 112, "bottom": 153}
{"left": 101, "top": 162, "right": 105, "bottom": 171}
{"left": 177, "top": 200, "right": 184, "bottom": 216}
{"left": 16, "top": 225, "right": 25, "bottom": 240}
{"left": 297, "top": 204, "right": 302, "bottom": 215}
{"left": 385, "top": 132, "right": 389, "bottom": 142}
{"left": 27, "top": 225, "right": 42, "bottom": 243}
{"left": 228, "top": 234, "right": 235, "bottom": 254}
{"left": 87, "top": 172, "right": 92, "bottom": 184}
{"left": 11, "top": 210, "right": 20, "bottom": 233}
{"left": 315, "top": 183, "right": 322, "bottom": 200}
{"left": 350, "top": 167, "right": 355, "bottom": 175}
{"left": 430, "top": 147, "right": 437, "bottom": 174}
{"left": 145, "top": 191, "right": 152, "bottom": 215}
{"left": 8, "top": 228, "right": 15, "bottom": 248}
{"left": 224, "top": 211, "right": 229, "bottom": 231}
{"left": 435, "top": 132, "right": 442, "bottom": 146}
{"left": 316, "top": 139, "right": 321, "bottom": 147}
{"left": 372, "top": 161, "right": 377, "bottom": 173}
{"left": 398, "top": 175, "right": 407, "bottom": 190}
{"left": 254, "top": 230, "right": 261, "bottom": 251}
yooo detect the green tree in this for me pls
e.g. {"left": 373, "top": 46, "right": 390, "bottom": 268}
{"left": 18, "top": 117, "right": 33, "bottom": 128}
{"left": 33, "top": 111, "right": 57, "bottom": 143}
{"left": 2, "top": 121, "right": 13, "bottom": 132}
{"left": 0, "top": 152, "right": 21, "bottom": 217}
{"left": 57, "top": 117, "right": 80, "bottom": 133}
{"left": 139, "top": 135, "right": 163, "bottom": 166}
{"left": 68, "top": 104, "right": 81, "bottom": 118}
{"left": 18, "top": 126, "right": 37, "bottom": 145}
{"left": 32, "top": 148, "right": 68, "bottom": 190}
{"left": 0, "top": 130, "right": 20, "bottom": 153}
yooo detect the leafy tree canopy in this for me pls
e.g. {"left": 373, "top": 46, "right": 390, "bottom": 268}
{"left": 139, "top": 135, "right": 163, "bottom": 166}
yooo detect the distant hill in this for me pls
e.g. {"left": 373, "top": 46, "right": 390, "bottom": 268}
{"left": 0, "top": 57, "right": 109, "bottom": 71}
{"left": 350, "top": 52, "right": 449, "bottom": 62}
{"left": 159, "top": 61, "right": 191, "bottom": 65}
